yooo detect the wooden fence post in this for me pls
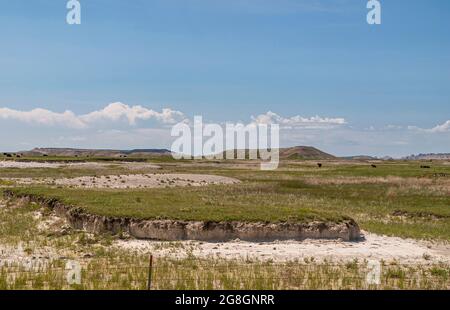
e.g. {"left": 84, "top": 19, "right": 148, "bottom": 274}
{"left": 147, "top": 254, "right": 153, "bottom": 290}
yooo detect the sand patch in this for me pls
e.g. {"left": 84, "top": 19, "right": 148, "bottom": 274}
{"left": 0, "top": 160, "right": 160, "bottom": 170}
{"left": 10, "top": 173, "right": 240, "bottom": 189}
{"left": 115, "top": 232, "right": 450, "bottom": 264}
{"left": 0, "top": 161, "right": 63, "bottom": 169}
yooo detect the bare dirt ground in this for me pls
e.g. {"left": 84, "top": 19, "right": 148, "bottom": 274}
{"left": 0, "top": 161, "right": 64, "bottom": 169}
{"left": 114, "top": 233, "right": 450, "bottom": 264}
{"left": 7, "top": 173, "right": 240, "bottom": 189}
{"left": 0, "top": 160, "right": 160, "bottom": 170}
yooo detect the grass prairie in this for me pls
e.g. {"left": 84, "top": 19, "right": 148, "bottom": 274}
{"left": 3, "top": 158, "right": 449, "bottom": 239}
{"left": 0, "top": 157, "right": 449, "bottom": 289}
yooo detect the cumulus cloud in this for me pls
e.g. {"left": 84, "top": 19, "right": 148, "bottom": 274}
{"left": 0, "top": 107, "right": 86, "bottom": 129}
{"left": 251, "top": 111, "right": 346, "bottom": 129}
{"left": 0, "top": 102, "right": 185, "bottom": 129}
{"left": 429, "top": 120, "right": 450, "bottom": 133}
{"left": 408, "top": 120, "right": 450, "bottom": 133}
{"left": 80, "top": 102, "right": 184, "bottom": 125}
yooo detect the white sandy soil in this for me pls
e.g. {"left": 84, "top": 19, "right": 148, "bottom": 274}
{"left": 8, "top": 173, "right": 240, "bottom": 189}
{"left": 0, "top": 160, "right": 160, "bottom": 170}
{"left": 114, "top": 232, "right": 450, "bottom": 264}
{"left": 0, "top": 161, "right": 63, "bottom": 169}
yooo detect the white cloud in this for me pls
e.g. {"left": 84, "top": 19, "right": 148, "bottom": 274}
{"left": 251, "top": 111, "right": 346, "bottom": 129}
{"left": 0, "top": 107, "right": 86, "bottom": 129}
{"left": 429, "top": 120, "right": 450, "bottom": 133}
{"left": 408, "top": 120, "right": 450, "bottom": 133}
{"left": 1, "top": 103, "right": 448, "bottom": 157}
{"left": 0, "top": 102, "right": 185, "bottom": 129}
{"left": 80, "top": 102, "right": 184, "bottom": 125}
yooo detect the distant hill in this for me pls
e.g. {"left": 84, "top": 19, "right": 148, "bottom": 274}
{"left": 18, "top": 146, "right": 337, "bottom": 160}
{"left": 342, "top": 155, "right": 378, "bottom": 160}
{"left": 403, "top": 153, "right": 450, "bottom": 160}
{"left": 279, "top": 146, "right": 335, "bottom": 160}
{"left": 21, "top": 148, "right": 171, "bottom": 157}
{"left": 219, "top": 146, "right": 335, "bottom": 160}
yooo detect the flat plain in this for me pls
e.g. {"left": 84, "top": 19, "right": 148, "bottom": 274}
{"left": 0, "top": 155, "right": 449, "bottom": 289}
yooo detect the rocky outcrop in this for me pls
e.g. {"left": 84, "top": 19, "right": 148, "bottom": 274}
{"left": 4, "top": 191, "right": 361, "bottom": 242}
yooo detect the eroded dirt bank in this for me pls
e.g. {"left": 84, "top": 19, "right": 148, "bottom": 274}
{"left": 1, "top": 196, "right": 449, "bottom": 264}
{"left": 4, "top": 191, "right": 361, "bottom": 242}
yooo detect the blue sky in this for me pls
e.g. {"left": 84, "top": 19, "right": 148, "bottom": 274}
{"left": 0, "top": 0, "right": 449, "bottom": 157}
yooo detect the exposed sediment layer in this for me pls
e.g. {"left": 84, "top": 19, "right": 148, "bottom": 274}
{"left": 4, "top": 191, "right": 361, "bottom": 242}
